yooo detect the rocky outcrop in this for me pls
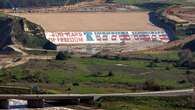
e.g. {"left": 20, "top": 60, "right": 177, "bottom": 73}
{"left": 0, "top": 14, "right": 56, "bottom": 51}
{"left": 0, "top": 16, "right": 13, "bottom": 49}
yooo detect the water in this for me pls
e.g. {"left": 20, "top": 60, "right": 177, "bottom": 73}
{"left": 9, "top": 99, "right": 75, "bottom": 110}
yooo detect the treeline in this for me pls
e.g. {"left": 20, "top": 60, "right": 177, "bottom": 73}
{"left": 0, "top": 0, "right": 84, "bottom": 8}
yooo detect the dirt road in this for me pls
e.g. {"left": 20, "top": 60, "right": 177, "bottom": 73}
{"left": 1, "top": 45, "right": 54, "bottom": 69}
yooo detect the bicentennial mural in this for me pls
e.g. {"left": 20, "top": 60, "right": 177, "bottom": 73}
{"left": 45, "top": 31, "right": 169, "bottom": 45}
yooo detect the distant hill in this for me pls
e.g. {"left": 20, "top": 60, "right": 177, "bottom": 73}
{"left": 0, "top": 0, "right": 86, "bottom": 8}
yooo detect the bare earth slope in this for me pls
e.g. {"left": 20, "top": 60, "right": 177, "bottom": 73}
{"left": 12, "top": 12, "right": 162, "bottom": 32}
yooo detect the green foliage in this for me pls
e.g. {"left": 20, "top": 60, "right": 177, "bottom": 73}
{"left": 147, "top": 62, "right": 157, "bottom": 68}
{"left": 98, "top": 96, "right": 193, "bottom": 110}
{"left": 2, "top": 56, "right": 194, "bottom": 94}
{"left": 15, "top": 33, "right": 48, "bottom": 48}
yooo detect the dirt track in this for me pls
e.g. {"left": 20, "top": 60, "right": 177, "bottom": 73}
{"left": 12, "top": 12, "right": 162, "bottom": 32}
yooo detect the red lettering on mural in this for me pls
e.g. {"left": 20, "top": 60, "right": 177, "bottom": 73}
{"left": 124, "top": 35, "right": 130, "bottom": 40}
{"left": 96, "top": 35, "right": 101, "bottom": 41}
{"left": 134, "top": 35, "right": 139, "bottom": 40}
{"left": 111, "top": 35, "right": 117, "bottom": 40}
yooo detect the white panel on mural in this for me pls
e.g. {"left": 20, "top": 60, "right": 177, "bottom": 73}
{"left": 45, "top": 31, "right": 169, "bottom": 45}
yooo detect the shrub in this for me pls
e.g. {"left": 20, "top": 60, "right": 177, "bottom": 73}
{"left": 72, "top": 82, "right": 79, "bottom": 86}
{"left": 178, "top": 80, "right": 186, "bottom": 84}
{"left": 154, "top": 58, "right": 161, "bottom": 63}
{"left": 165, "top": 66, "right": 171, "bottom": 70}
{"left": 108, "top": 71, "right": 114, "bottom": 77}
{"left": 185, "top": 70, "right": 193, "bottom": 75}
{"left": 55, "top": 51, "right": 71, "bottom": 60}
{"left": 143, "top": 80, "right": 161, "bottom": 91}
{"left": 67, "top": 87, "right": 71, "bottom": 91}
{"left": 56, "top": 51, "right": 65, "bottom": 60}
{"left": 147, "top": 62, "right": 157, "bottom": 68}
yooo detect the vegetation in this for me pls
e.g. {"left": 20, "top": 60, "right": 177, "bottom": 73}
{"left": 177, "top": 49, "right": 193, "bottom": 67}
{"left": 97, "top": 96, "right": 194, "bottom": 110}
{"left": 0, "top": 51, "right": 195, "bottom": 94}
{"left": 25, "top": 50, "right": 57, "bottom": 56}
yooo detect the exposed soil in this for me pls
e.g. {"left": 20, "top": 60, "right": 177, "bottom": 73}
{"left": 11, "top": 12, "right": 162, "bottom": 32}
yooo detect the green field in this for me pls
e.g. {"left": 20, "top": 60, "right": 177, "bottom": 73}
{"left": 97, "top": 96, "right": 194, "bottom": 110}
{"left": 1, "top": 51, "right": 194, "bottom": 94}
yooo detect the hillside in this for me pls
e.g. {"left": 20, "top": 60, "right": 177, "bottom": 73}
{"left": 0, "top": 13, "right": 55, "bottom": 51}
{"left": 1, "top": 0, "right": 195, "bottom": 9}
{"left": 0, "top": 0, "right": 103, "bottom": 8}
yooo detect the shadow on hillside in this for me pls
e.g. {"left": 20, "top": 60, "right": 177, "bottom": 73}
{"left": 148, "top": 12, "right": 176, "bottom": 41}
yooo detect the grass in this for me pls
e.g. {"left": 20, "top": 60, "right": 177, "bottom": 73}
{"left": 25, "top": 50, "right": 57, "bottom": 56}
{"left": 1, "top": 55, "right": 194, "bottom": 94}
{"left": 97, "top": 96, "right": 194, "bottom": 110}
{"left": 141, "top": 51, "right": 179, "bottom": 61}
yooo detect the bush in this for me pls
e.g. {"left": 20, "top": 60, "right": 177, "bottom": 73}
{"left": 66, "top": 87, "right": 71, "bottom": 91}
{"left": 185, "top": 70, "right": 193, "bottom": 75}
{"left": 178, "top": 80, "right": 186, "bottom": 84}
{"left": 72, "top": 82, "right": 79, "bottom": 86}
{"left": 165, "top": 66, "right": 171, "bottom": 70}
{"left": 56, "top": 51, "right": 65, "bottom": 60}
{"left": 154, "top": 58, "right": 161, "bottom": 63}
{"left": 143, "top": 80, "right": 161, "bottom": 91}
{"left": 147, "top": 62, "right": 157, "bottom": 68}
{"left": 55, "top": 51, "right": 71, "bottom": 60}
{"left": 108, "top": 71, "right": 114, "bottom": 77}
